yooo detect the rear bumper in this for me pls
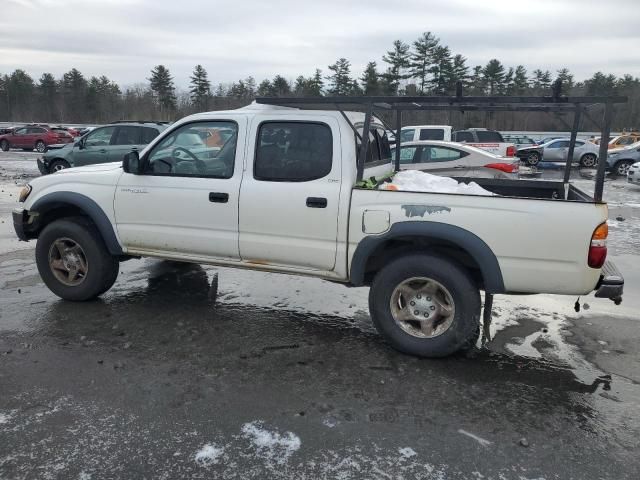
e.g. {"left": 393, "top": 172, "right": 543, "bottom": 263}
{"left": 594, "top": 260, "right": 624, "bottom": 304}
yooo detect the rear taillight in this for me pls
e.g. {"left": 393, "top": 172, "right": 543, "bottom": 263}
{"left": 506, "top": 145, "right": 516, "bottom": 157}
{"left": 588, "top": 222, "right": 608, "bottom": 268}
{"left": 485, "top": 162, "right": 518, "bottom": 173}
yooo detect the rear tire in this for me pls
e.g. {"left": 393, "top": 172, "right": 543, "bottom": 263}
{"left": 35, "top": 218, "right": 119, "bottom": 301}
{"left": 369, "top": 254, "right": 481, "bottom": 358}
{"left": 35, "top": 140, "right": 46, "bottom": 153}
{"left": 49, "top": 159, "right": 71, "bottom": 173}
{"left": 0, "top": 140, "right": 9, "bottom": 151}
{"left": 580, "top": 153, "right": 598, "bottom": 168}
{"left": 613, "top": 160, "right": 633, "bottom": 177}
{"left": 526, "top": 151, "right": 540, "bottom": 166}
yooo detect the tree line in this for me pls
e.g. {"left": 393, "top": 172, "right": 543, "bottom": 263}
{"left": 1, "top": 31, "right": 638, "bottom": 131}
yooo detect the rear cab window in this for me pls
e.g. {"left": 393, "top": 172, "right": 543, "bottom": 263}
{"left": 476, "top": 131, "right": 504, "bottom": 142}
{"left": 419, "top": 129, "right": 445, "bottom": 141}
{"left": 255, "top": 122, "right": 333, "bottom": 182}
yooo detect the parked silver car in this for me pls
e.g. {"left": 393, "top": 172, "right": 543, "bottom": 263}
{"left": 518, "top": 138, "right": 599, "bottom": 167}
{"left": 391, "top": 140, "right": 520, "bottom": 178}
{"left": 609, "top": 141, "right": 640, "bottom": 176}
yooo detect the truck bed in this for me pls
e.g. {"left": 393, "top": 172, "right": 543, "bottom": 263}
{"left": 453, "top": 177, "right": 595, "bottom": 202}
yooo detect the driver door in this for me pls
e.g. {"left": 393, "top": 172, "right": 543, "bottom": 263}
{"left": 114, "top": 118, "right": 246, "bottom": 261}
{"left": 74, "top": 126, "right": 116, "bottom": 166}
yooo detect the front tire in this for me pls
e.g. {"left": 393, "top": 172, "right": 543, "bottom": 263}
{"left": 35, "top": 140, "right": 47, "bottom": 153}
{"left": 49, "top": 159, "right": 71, "bottom": 173}
{"left": 35, "top": 218, "right": 119, "bottom": 301}
{"left": 614, "top": 160, "right": 633, "bottom": 177}
{"left": 0, "top": 140, "right": 9, "bottom": 151}
{"left": 369, "top": 254, "right": 481, "bottom": 358}
{"left": 580, "top": 153, "right": 598, "bottom": 168}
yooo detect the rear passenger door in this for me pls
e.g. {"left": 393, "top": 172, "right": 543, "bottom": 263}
{"left": 107, "top": 126, "right": 142, "bottom": 163}
{"left": 10, "top": 128, "right": 29, "bottom": 148}
{"left": 411, "top": 146, "right": 469, "bottom": 176}
{"left": 239, "top": 116, "right": 342, "bottom": 271}
{"left": 544, "top": 140, "right": 569, "bottom": 161}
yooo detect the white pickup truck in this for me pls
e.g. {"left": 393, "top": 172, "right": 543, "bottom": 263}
{"left": 13, "top": 103, "right": 623, "bottom": 357}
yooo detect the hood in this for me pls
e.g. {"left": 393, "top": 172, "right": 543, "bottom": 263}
{"left": 43, "top": 142, "right": 74, "bottom": 157}
{"left": 55, "top": 162, "right": 122, "bottom": 174}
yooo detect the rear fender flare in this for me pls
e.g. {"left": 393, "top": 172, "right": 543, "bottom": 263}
{"left": 350, "top": 221, "right": 505, "bottom": 293}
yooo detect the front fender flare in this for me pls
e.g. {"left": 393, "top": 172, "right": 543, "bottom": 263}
{"left": 350, "top": 221, "right": 505, "bottom": 293}
{"left": 30, "top": 191, "right": 123, "bottom": 255}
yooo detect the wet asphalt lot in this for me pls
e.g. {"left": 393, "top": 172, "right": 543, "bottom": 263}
{"left": 1, "top": 152, "right": 640, "bottom": 479}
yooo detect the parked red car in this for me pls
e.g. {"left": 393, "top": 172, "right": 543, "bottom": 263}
{"left": 0, "top": 125, "right": 74, "bottom": 153}
{"left": 52, "top": 126, "right": 81, "bottom": 137}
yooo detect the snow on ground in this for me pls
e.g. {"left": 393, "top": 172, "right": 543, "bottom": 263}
{"left": 240, "top": 421, "right": 301, "bottom": 465}
{"left": 194, "top": 443, "right": 225, "bottom": 466}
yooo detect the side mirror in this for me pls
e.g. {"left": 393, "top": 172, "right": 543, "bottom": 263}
{"left": 77, "top": 140, "right": 84, "bottom": 150}
{"left": 122, "top": 150, "right": 142, "bottom": 174}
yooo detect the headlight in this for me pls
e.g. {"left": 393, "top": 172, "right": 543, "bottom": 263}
{"left": 18, "top": 184, "right": 32, "bottom": 202}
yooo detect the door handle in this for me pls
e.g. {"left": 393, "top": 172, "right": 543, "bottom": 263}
{"left": 306, "top": 197, "right": 327, "bottom": 208}
{"left": 209, "top": 192, "right": 229, "bottom": 203}
{"left": 453, "top": 165, "right": 466, "bottom": 169}
{"left": 99, "top": 149, "right": 107, "bottom": 154}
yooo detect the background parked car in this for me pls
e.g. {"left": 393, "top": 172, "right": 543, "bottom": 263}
{"left": 52, "top": 126, "right": 82, "bottom": 137}
{"left": 518, "top": 138, "right": 599, "bottom": 167}
{"left": 451, "top": 128, "right": 516, "bottom": 157}
{"left": 502, "top": 134, "right": 538, "bottom": 148}
{"left": 626, "top": 161, "right": 640, "bottom": 185}
{"left": 607, "top": 133, "right": 640, "bottom": 149}
{"left": 607, "top": 141, "right": 640, "bottom": 176}
{"left": 37, "top": 121, "right": 168, "bottom": 174}
{"left": 516, "top": 145, "right": 545, "bottom": 166}
{"left": 0, "top": 125, "right": 73, "bottom": 153}
{"left": 391, "top": 140, "right": 520, "bottom": 178}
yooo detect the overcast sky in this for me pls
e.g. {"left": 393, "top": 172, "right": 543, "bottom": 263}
{"left": 2, "top": 0, "right": 639, "bottom": 89}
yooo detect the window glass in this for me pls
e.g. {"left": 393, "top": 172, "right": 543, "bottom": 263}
{"left": 392, "top": 146, "right": 416, "bottom": 164}
{"left": 14, "top": 128, "right": 27, "bottom": 135}
{"left": 555, "top": 141, "right": 570, "bottom": 148}
{"left": 454, "top": 131, "right": 474, "bottom": 142}
{"left": 113, "top": 126, "right": 140, "bottom": 146}
{"left": 476, "top": 131, "right": 503, "bottom": 142}
{"left": 27, "top": 127, "right": 44, "bottom": 134}
{"left": 141, "top": 127, "right": 160, "bottom": 144}
{"left": 546, "top": 141, "right": 561, "bottom": 148}
{"left": 419, "top": 129, "right": 445, "bottom": 141}
{"left": 85, "top": 127, "right": 116, "bottom": 147}
{"left": 255, "top": 122, "right": 332, "bottom": 182}
{"left": 425, "top": 147, "right": 466, "bottom": 162}
{"left": 147, "top": 121, "right": 237, "bottom": 178}
{"left": 575, "top": 140, "right": 585, "bottom": 147}
{"left": 400, "top": 129, "right": 415, "bottom": 142}
{"left": 618, "top": 136, "right": 634, "bottom": 145}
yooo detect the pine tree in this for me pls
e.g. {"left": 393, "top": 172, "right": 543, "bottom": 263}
{"left": 410, "top": 32, "right": 439, "bottom": 94}
{"left": 189, "top": 64, "right": 211, "bottom": 110}
{"left": 511, "top": 65, "right": 529, "bottom": 95}
{"left": 502, "top": 67, "right": 514, "bottom": 95}
{"left": 482, "top": 59, "right": 505, "bottom": 95}
{"left": 531, "top": 69, "right": 552, "bottom": 92}
{"left": 327, "top": 58, "right": 355, "bottom": 96}
{"left": 149, "top": 65, "right": 177, "bottom": 112}
{"left": 450, "top": 54, "right": 470, "bottom": 90}
{"left": 429, "top": 45, "right": 453, "bottom": 95}
{"left": 382, "top": 40, "right": 411, "bottom": 95}
{"left": 307, "top": 69, "right": 324, "bottom": 96}
{"left": 38, "top": 73, "right": 57, "bottom": 121}
{"left": 272, "top": 75, "right": 291, "bottom": 97}
{"left": 257, "top": 79, "right": 273, "bottom": 97}
{"left": 61, "top": 68, "right": 87, "bottom": 121}
{"left": 360, "top": 62, "right": 381, "bottom": 95}
{"left": 555, "top": 68, "right": 574, "bottom": 93}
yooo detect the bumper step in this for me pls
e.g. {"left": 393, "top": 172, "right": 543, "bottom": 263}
{"left": 595, "top": 260, "right": 624, "bottom": 304}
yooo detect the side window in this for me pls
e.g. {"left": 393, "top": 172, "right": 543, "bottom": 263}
{"left": 141, "top": 127, "right": 160, "bottom": 144}
{"left": 399, "top": 146, "right": 417, "bottom": 164}
{"left": 113, "top": 126, "right": 141, "bottom": 146}
{"left": 454, "top": 131, "right": 474, "bottom": 142}
{"left": 419, "top": 129, "right": 445, "bottom": 141}
{"left": 400, "top": 129, "right": 415, "bottom": 142}
{"left": 556, "top": 141, "right": 570, "bottom": 148}
{"left": 146, "top": 121, "right": 237, "bottom": 178}
{"left": 547, "top": 141, "right": 561, "bottom": 148}
{"left": 575, "top": 140, "right": 585, "bottom": 147}
{"left": 85, "top": 127, "right": 116, "bottom": 147}
{"left": 255, "top": 122, "right": 332, "bottom": 182}
{"left": 28, "top": 127, "right": 44, "bottom": 134}
{"left": 476, "top": 131, "right": 503, "bottom": 142}
{"left": 425, "top": 147, "right": 467, "bottom": 162}
{"left": 618, "top": 137, "right": 634, "bottom": 146}
{"left": 14, "top": 128, "right": 27, "bottom": 135}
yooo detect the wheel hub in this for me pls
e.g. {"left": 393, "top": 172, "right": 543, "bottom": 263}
{"left": 390, "top": 277, "right": 455, "bottom": 338}
{"left": 48, "top": 237, "right": 88, "bottom": 286}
